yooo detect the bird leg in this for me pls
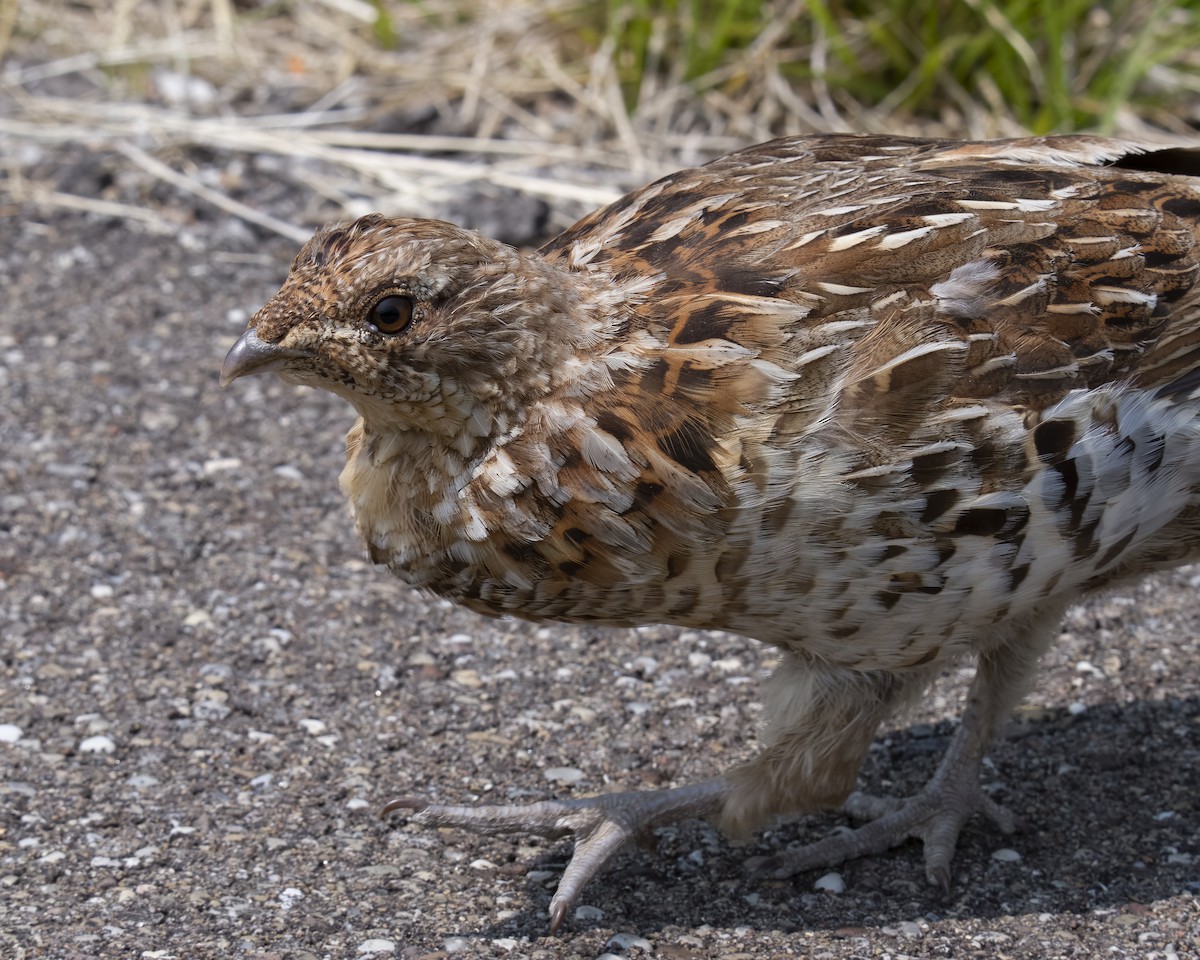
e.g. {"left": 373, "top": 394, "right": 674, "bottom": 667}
{"left": 718, "top": 653, "right": 936, "bottom": 839}
{"left": 750, "top": 614, "right": 1064, "bottom": 887}
{"left": 381, "top": 778, "right": 727, "bottom": 932}
{"left": 749, "top": 691, "right": 1017, "bottom": 887}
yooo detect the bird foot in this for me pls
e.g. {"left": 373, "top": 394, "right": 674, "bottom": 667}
{"left": 382, "top": 779, "right": 726, "bottom": 933}
{"left": 749, "top": 778, "right": 1018, "bottom": 889}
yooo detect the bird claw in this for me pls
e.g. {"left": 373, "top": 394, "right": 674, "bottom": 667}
{"left": 383, "top": 794, "right": 619, "bottom": 932}
{"left": 378, "top": 795, "right": 431, "bottom": 817}
{"left": 749, "top": 783, "right": 1018, "bottom": 888}
{"left": 381, "top": 780, "right": 726, "bottom": 932}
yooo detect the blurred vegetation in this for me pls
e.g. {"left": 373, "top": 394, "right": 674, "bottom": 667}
{"left": 587, "top": 0, "right": 1200, "bottom": 133}
{"left": 11, "top": 0, "right": 1200, "bottom": 154}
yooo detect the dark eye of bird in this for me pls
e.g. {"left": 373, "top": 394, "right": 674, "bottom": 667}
{"left": 367, "top": 294, "right": 414, "bottom": 335}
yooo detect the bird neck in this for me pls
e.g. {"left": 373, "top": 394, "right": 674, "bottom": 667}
{"left": 336, "top": 254, "right": 657, "bottom": 590}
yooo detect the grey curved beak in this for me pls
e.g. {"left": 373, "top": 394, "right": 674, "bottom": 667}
{"left": 220, "top": 328, "right": 310, "bottom": 386}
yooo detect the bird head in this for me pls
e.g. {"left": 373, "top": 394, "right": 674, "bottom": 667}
{"left": 221, "top": 215, "right": 599, "bottom": 440}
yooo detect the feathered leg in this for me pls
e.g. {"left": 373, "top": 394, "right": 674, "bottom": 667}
{"left": 720, "top": 653, "right": 935, "bottom": 838}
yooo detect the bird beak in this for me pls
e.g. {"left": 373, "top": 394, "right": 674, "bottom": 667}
{"left": 220, "top": 328, "right": 311, "bottom": 386}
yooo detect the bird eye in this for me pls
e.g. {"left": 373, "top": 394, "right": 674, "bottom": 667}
{"left": 367, "top": 294, "right": 414, "bottom": 335}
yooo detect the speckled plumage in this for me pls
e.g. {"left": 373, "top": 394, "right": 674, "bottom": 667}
{"left": 223, "top": 133, "right": 1200, "bottom": 929}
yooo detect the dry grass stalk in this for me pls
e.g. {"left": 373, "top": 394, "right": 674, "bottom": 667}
{"left": 5, "top": 0, "right": 1193, "bottom": 238}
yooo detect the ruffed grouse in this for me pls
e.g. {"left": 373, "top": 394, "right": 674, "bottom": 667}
{"left": 222, "top": 134, "right": 1200, "bottom": 930}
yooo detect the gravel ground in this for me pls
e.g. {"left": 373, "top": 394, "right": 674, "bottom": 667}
{"left": 3, "top": 146, "right": 1200, "bottom": 960}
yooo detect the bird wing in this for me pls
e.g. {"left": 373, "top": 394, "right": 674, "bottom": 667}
{"left": 543, "top": 135, "right": 1200, "bottom": 429}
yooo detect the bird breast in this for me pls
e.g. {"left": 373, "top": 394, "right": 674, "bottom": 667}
{"left": 341, "top": 368, "right": 1200, "bottom": 674}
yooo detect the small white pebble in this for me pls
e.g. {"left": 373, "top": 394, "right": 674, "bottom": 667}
{"left": 574, "top": 904, "right": 605, "bottom": 921}
{"left": 202, "top": 457, "right": 242, "bottom": 475}
{"left": 544, "top": 766, "right": 584, "bottom": 784}
{"left": 346, "top": 797, "right": 370, "bottom": 811}
{"left": 90, "top": 583, "right": 115, "bottom": 600}
{"left": 469, "top": 858, "right": 497, "bottom": 871}
{"left": 79, "top": 735, "right": 116, "bottom": 755}
{"left": 629, "top": 655, "right": 659, "bottom": 676}
{"left": 443, "top": 936, "right": 470, "bottom": 953}
{"left": 814, "top": 872, "right": 845, "bottom": 893}
{"left": 526, "top": 870, "right": 556, "bottom": 884}
{"left": 0, "top": 724, "right": 23, "bottom": 743}
{"left": 1067, "top": 701, "right": 1087, "bottom": 716}
{"left": 992, "top": 847, "right": 1022, "bottom": 862}
{"left": 491, "top": 939, "right": 518, "bottom": 952}
{"left": 298, "top": 718, "right": 327, "bottom": 736}
{"left": 608, "top": 932, "right": 653, "bottom": 950}
{"left": 278, "top": 887, "right": 304, "bottom": 910}
{"left": 891, "top": 920, "right": 924, "bottom": 939}
{"left": 357, "top": 939, "right": 396, "bottom": 954}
